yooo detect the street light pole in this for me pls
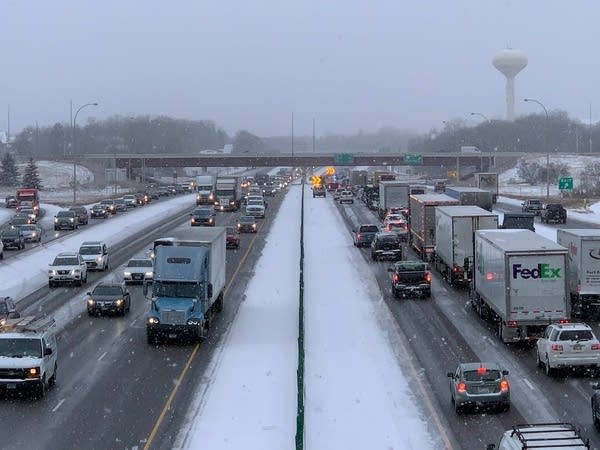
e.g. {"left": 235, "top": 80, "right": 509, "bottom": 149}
{"left": 72, "top": 102, "right": 99, "bottom": 204}
{"left": 470, "top": 112, "right": 489, "bottom": 122}
{"left": 470, "top": 112, "right": 490, "bottom": 170}
{"left": 523, "top": 98, "right": 550, "bottom": 199}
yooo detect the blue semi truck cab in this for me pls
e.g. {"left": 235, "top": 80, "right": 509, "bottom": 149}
{"left": 145, "top": 227, "right": 226, "bottom": 344}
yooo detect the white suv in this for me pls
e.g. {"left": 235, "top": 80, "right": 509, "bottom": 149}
{"left": 79, "top": 241, "right": 109, "bottom": 271}
{"left": 536, "top": 322, "right": 600, "bottom": 376}
{"left": 48, "top": 252, "right": 88, "bottom": 287}
{"left": 0, "top": 316, "right": 58, "bottom": 397}
{"left": 339, "top": 191, "right": 354, "bottom": 204}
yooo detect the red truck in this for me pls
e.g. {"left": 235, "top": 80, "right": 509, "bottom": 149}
{"left": 16, "top": 188, "right": 40, "bottom": 212}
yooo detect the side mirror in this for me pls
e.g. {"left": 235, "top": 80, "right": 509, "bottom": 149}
{"left": 387, "top": 267, "right": 394, "bottom": 273}
{"left": 86, "top": 292, "right": 91, "bottom": 296}
{"left": 446, "top": 372, "right": 454, "bottom": 378}
{"left": 207, "top": 283, "right": 213, "bottom": 299}
{"left": 44, "top": 348, "right": 53, "bottom": 356}
{"left": 486, "top": 445, "right": 496, "bottom": 450}
{"left": 502, "top": 370, "right": 509, "bottom": 375}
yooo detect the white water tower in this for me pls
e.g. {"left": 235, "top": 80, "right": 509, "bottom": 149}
{"left": 492, "top": 48, "right": 528, "bottom": 121}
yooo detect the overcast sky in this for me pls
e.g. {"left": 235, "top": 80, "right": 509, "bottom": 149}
{"left": 1, "top": 1, "right": 598, "bottom": 137}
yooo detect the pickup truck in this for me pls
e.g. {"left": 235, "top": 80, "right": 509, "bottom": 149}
{"left": 540, "top": 203, "right": 567, "bottom": 224}
{"left": 388, "top": 261, "right": 432, "bottom": 298}
{"left": 521, "top": 199, "right": 543, "bottom": 215}
{"left": 312, "top": 186, "right": 326, "bottom": 198}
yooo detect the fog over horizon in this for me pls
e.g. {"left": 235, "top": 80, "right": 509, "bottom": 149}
{"left": 1, "top": 1, "right": 599, "bottom": 138}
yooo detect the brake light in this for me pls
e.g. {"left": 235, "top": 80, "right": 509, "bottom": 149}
{"left": 592, "top": 344, "right": 600, "bottom": 351}
{"left": 424, "top": 272, "right": 432, "bottom": 283}
{"left": 456, "top": 382, "right": 467, "bottom": 393}
{"left": 499, "top": 380, "right": 509, "bottom": 392}
{"left": 476, "top": 366, "right": 487, "bottom": 375}
{"left": 393, "top": 274, "right": 400, "bottom": 283}
{"left": 506, "top": 321, "right": 518, "bottom": 328}
{"left": 559, "top": 318, "right": 570, "bottom": 324}
{"left": 551, "top": 344, "right": 563, "bottom": 352}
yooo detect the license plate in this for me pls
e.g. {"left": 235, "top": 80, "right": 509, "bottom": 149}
{"left": 168, "top": 333, "right": 178, "bottom": 339}
{"left": 133, "top": 275, "right": 142, "bottom": 279}
{"left": 573, "top": 344, "right": 583, "bottom": 351}
{"left": 475, "top": 386, "right": 490, "bottom": 394}
{"left": 6, "top": 383, "right": 16, "bottom": 390}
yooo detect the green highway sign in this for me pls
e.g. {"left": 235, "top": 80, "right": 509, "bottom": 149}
{"left": 558, "top": 177, "right": 573, "bottom": 190}
{"left": 333, "top": 153, "right": 354, "bottom": 165}
{"left": 403, "top": 153, "right": 423, "bottom": 165}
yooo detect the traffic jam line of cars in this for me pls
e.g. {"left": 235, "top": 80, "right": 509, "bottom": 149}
{"left": 315, "top": 169, "right": 600, "bottom": 445}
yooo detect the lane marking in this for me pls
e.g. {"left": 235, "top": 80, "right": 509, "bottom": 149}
{"left": 130, "top": 319, "right": 137, "bottom": 327}
{"left": 523, "top": 378, "right": 535, "bottom": 391}
{"left": 98, "top": 351, "right": 107, "bottom": 361}
{"left": 143, "top": 202, "right": 273, "bottom": 450}
{"left": 52, "top": 398, "right": 65, "bottom": 412}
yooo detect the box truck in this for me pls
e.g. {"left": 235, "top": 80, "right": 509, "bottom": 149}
{"left": 434, "top": 206, "right": 498, "bottom": 286}
{"left": 557, "top": 229, "right": 600, "bottom": 318}
{"left": 409, "top": 194, "right": 459, "bottom": 260}
{"left": 472, "top": 230, "right": 569, "bottom": 343}
{"left": 444, "top": 186, "right": 493, "bottom": 211}
{"left": 475, "top": 173, "right": 499, "bottom": 203}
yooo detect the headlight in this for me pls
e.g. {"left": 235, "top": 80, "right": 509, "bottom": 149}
{"left": 48, "top": 270, "right": 56, "bottom": 275}
{"left": 145, "top": 271, "right": 153, "bottom": 277}
{"left": 97, "top": 256, "right": 102, "bottom": 262}
{"left": 72, "top": 269, "right": 80, "bottom": 274}
{"left": 209, "top": 194, "right": 214, "bottom": 200}
{"left": 187, "top": 319, "right": 201, "bottom": 326}
{"left": 115, "top": 299, "right": 124, "bottom": 305}
{"left": 208, "top": 218, "right": 213, "bottom": 223}
{"left": 26, "top": 367, "right": 40, "bottom": 379}
{"left": 32, "top": 232, "right": 36, "bottom": 237}
{"left": 252, "top": 224, "right": 257, "bottom": 228}
{"left": 237, "top": 223, "right": 241, "bottom": 228}
{"left": 69, "top": 218, "right": 74, "bottom": 222}
{"left": 147, "top": 317, "right": 160, "bottom": 325}
{"left": 54, "top": 218, "right": 58, "bottom": 223}
{"left": 124, "top": 271, "right": 131, "bottom": 276}
{"left": 87, "top": 298, "right": 95, "bottom": 305}
{"left": 0, "top": 318, "right": 5, "bottom": 326}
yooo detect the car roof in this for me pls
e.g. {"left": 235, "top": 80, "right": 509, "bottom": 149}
{"left": 458, "top": 362, "right": 502, "bottom": 372}
{"left": 240, "top": 216, "right": 255, "bottom": 220}
{"left": 551, "top": 322, "right": 592, "bottom": 331}
{"left": 94, "top": 282, "right": 123, "bottom": 288}
{"left": 56, "top": 252, "right": 79, "bottom": 257}
{"left": 81, "top": 241, "right": 103, "bottom": 246}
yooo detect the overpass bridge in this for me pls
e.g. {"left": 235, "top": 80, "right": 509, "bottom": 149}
{"left": 79, "top": 152, "right": 503, "bottom": 172}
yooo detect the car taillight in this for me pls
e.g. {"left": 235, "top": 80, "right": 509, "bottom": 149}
{"left": 357, "top": 233, "right": 361, "bottom": 239}
{"left": 456, "top": 382, "right": 467, "bottom": 393}
{"left": 393, "top": 274, "right": 400, "bottom": 283}
{"left": 592, "top": 344, "right": 600, "bottom": 351}
{"left": 424, "top": 272, "right": 432, "bottom": 283}
{"left": 559, "top": 318, "right": 570, "bottom": 324}
{"left": 551, "top": 344, "right": 563, "bottom": 352}
{"left": 499, "top": 380, "right": 509, "bottom": 392}
{"left": 506, "top": 320, "right": 518, "bottom": 328}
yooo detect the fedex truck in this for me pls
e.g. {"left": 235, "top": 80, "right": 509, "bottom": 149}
{"left": 471, "top": 230, "right": 569, "bottom": 343}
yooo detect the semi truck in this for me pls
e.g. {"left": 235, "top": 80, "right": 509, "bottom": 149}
{"left": 557, "top": 229, "right": 600, "bottom": 318}
{"left": 145, "top": 227, "right": 226, "bottom": 344}
{"left": 475, "top": 172, "right": 499, "bottom": 203}
{"left": 16, "top": 188, "right": 40, "bottom": 212}
{"left": 195, "top": 175, "right": 216, "bottom": 205}
{"left": 499, "top": 212, "right": 535, "bottom": 232}
{"left": 372, "top": 171, "right": 396, "bottom": 187}
{"left": 351, "top": 170, "right": 368, "bottom": 187}
{"left": 434, "top": 205, "right": 498, "bottom": 286}
{"left": 409, "top": 194, "right": 459, "bottom": 260}
{"left": 444, "top": 186, "right": 493, "bottom": 211}
{"left": 378, "top": 181, "right": 425, "bottom": 219}
{"left": 471, "top": 229, "right": 569, "bottom": 343}
{"left": 214, "top": 176, "right": 241, "bottom": 211}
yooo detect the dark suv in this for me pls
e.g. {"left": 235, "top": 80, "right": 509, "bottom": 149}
{"left": 370, "top": 232, "right": 403, "bottom": 261}
{"left": 540, "top": 203, "right": 567, "bottom": 224}
{"left": 388, "top": 261, "right": 432, "bottom": 298}
{"left": 54, "top": 210, "right": 78, "bottom": 230}
{"left": 69, "top": 206, "right": 89, "bottom": 225}
{"left": 190, "top": 207, "right": 215, "bottom": 227}
{"left": 0, "top": 228, "right": 25, "bottom": 250}
{"left": 312, "top": 186, "right": 326, "bottom": 198}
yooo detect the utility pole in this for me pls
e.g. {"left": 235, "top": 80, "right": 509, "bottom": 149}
{"left": 312, "top": 117, "right": 315, "bottom": 153}
{"left": 291, "top": 112, "right": 294, "bottom": 168}
{"left": 7, "top": 106, "right": 10, "bottom": 145}
{"left": 590, "top": 103, "right": 593, "bottom": 154}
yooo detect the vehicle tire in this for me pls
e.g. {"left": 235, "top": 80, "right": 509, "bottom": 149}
{"left": 594, "top": 402, "right": 600, "bottom": 430}
{"left": 501, "top": 403, "right": 510, "bottom": 413}
{"left": 536, "top": 349, "right": 543, "bottom": 368}
{"left": 37, "top": 375, "right": 47, "bottom": 398}
{"left": 147, "top": 331, "right": 158, "bottom": 345}
{"left": 544, "top": 355, "right": 554, "bottom": 376}
{"left": 49, "top": 363, "right": 57, "bottom": 386}
{"left": 454, "top": 400, "right": 463, "bottom": 414}
{"left": 215, "top": 293, "right": 224, "bottom": 313}
{"left": 392, "top": 287, "right": 400, "bottom": 299}
{"left": 54, "top": 227, "right": 58, "bottom": 231}
{"left": 0, "top": 251, "right": 3, "bottom": 260}
{"left": 497, "top": 321, "right": 504, "bottom": 341}
{"left": 371, "top": 253, "right": 377, "bottom": 261}
{"left": 77, "top": 278, "right": 83, "bottom": 287}
{"left": 48, "top": 281, "right": 54, "bottom": 288}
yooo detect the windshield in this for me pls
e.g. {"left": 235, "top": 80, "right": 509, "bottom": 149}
{"left": 21, "top": 225, "right": 37, "bottom": 231}
{"left": 248, "top": 201, "right": 263, "bottom": 206}
{"left": 56, "top": 211, "right": 73, "bottom": 217}
{"left": 128, "top": 259, "right": 152, "bottom": 267}
{"left": 559, "top": 330, "right": 594, "bottom": 341}
{"left": 2, "top": 231, "right": 18, "bottom": 237}
{"left": 240, "top": 217, "right": 254, "bottom": 223}
{"left": 193, "top": 209, "right": 213, "bottom": 217}
{"left": 0, "top": 338, "right": 42, "bottom": 358}
{"left": 463, "top": 369, "right": 501, "bottom": 382}
{"left": 79, "top": 246, "right": 101, "bottom": 255}
{"left": 360, "top": 226, "right": 379, "bottom": 233}
{"left": 92, "top": 285, "right": 122, "bottom": 296}
{"left": 216, "top": 189, "right": 234, "bottom": 196}
{"left": 153, "top": 281, "right": 200, "bottom": 298}
{"left": 198, "top": 185, "right": 212, "bottom": 191}
{"left": 378, "top": 235, "right": 399, "bottom": 243}
{"left": 0, "top": 303, "right": 7, "bottom": 314}
{"left": 53, "top": 257, "right": 78, "bottom": 266}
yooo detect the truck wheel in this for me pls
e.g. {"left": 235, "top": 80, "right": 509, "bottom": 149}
{"left": 49, "top": 363, "right": 57, "bottom": 386}
{"left": 36, "top": 375, "right": 47, "bottom": 398}
{"left": 147, "top": 331, "right": 158, "bottom": 345}
{"left": 392, "top": 288, "right": 400, "bottom": 299}
{"left": 536, "top": 349, "right": 543, "bottom": 368}
{"left": 215, "top": 293, "right": 224, "bottom": 313}
{"left": 544, "top": 356, "right": 555, "bottom": 376}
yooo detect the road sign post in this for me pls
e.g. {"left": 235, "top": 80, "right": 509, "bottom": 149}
{"left": 558, "top": 177, "right": 573, "bottom": 190}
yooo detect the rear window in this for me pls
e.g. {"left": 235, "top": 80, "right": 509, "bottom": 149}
{"left": 394, "top": 262, "right": 427, "bottom": 272}
{"left": 463, "top": 369, "right": 501, "bottom": 382}
{"left": 378, "top": 234, "right": 399, "bottom": 242}
{"left": 558, "top": 330, "right": 594, "bottom": 341}
{"left": 127, "top": 259, "right": 152, "bottom": 267}
{"left": 359, "top": 225, "right": 379, "bottom": 233}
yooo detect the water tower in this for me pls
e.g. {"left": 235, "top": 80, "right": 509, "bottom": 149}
{"left": 492, "top": 48, "right": 528, "bottom": 121}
